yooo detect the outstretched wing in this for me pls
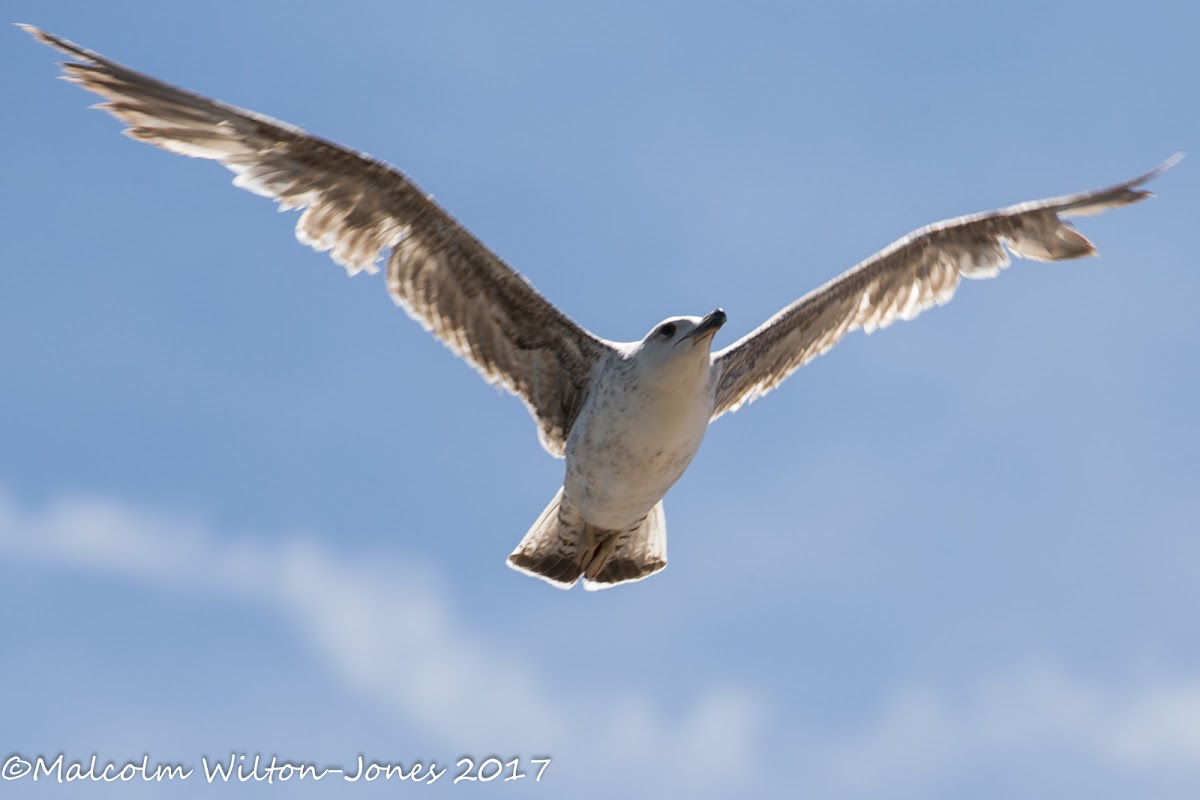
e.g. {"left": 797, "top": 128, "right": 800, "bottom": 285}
{"left": 25, "top": 25, "right": 614, "bottom": 456}
{"left": 711, "top": 157, "right": 1179, "bottom": 419}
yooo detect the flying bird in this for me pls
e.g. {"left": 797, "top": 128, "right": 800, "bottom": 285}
{"left": 23, "top": 25, "right": 1177, "bottom": 590}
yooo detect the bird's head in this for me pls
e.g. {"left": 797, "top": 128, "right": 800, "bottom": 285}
{"left": 634, "top": 308, "right": 727, "bottom": 373}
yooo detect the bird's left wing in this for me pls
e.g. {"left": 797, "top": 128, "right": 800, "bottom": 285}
{"left": 24, "top": 25, "right": 616, "bottom": 456}
{"left": 710, "top": 157, "right": 1179, "bottom": 420}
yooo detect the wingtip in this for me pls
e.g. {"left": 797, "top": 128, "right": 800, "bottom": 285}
{"left": 16, "top": 22, "right": 51, "bottom": 42}
{"left": 16, "top": 22, "right": 45, "bottom": 41}
{"left": 1116, "top": 153, "right": 1183, "bottom": 205}
{"left": 18, "top": 24, "right": 98, "bottom": 63}
{"left": 1139, "top": 152, "right": 1185, "bottom": 185}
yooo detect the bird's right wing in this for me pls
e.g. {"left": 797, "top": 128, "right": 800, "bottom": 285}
{"left": 710, "top": 157, "right": 1179, "bottom": 420}
{"left": 25, "top": 25, "right": 615, "bottom": 456}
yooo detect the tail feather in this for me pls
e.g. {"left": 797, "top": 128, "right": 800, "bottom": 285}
{"left": 506, "top": 489, "right": 667, "bottom": 591}
{"left": 507, "top": 488, "right": 582, "bottom": 589}
{"left": 582, "top": 501, "right": 666, "bottom": 591}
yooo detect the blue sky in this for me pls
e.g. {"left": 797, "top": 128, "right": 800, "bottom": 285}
{"left": 2, "top": 1, "right": 1197, "bottom": 797}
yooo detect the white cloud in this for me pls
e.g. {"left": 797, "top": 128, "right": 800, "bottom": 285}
{"left": 0, "top": 487, "right": 767, "bottom": 795}
{"left": 799, "top": 665, "right": 1200, "bottom": 797}
{"left": 4, "top": 486, "right": 1200, "bottom": 798}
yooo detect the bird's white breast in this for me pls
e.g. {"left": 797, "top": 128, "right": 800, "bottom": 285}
{"left": 562, "top": 353, "right": 714, "bottom": 530}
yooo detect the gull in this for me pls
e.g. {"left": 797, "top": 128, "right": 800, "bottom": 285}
{"left": 23, "top": 25, "right": 1177, "bottom": 590}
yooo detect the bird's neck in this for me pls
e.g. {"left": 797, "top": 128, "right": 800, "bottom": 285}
{"left": 635, "top": 353, "right": 714, "bottom": 404}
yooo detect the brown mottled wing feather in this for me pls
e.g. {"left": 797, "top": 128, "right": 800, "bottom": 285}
{"left": 711, "top": 157, "right": 1179, "bottom": 419}
{"left": 24, "top": 25, "right": 613, "bottom": 456}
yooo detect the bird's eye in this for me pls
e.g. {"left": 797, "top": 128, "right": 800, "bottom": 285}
{"left": 658, "top": 323, "right": 676, "bottom": 338}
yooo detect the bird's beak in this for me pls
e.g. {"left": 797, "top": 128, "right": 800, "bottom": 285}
{"left": 680, "top": 308, "right": 727, "bottom": 345}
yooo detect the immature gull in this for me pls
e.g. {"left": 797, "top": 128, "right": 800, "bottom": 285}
{"left": 24, "top": 26, "right": 1177, "bottom": 590}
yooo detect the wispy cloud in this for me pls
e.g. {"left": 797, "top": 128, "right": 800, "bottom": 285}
{"left": 4, "top": 487, "right": 1200, "bottom": 798}
{"left": 0, "top": 487, "right": 767, "bottom": 795}
{"left": 795, "top": 665, "right": 1200, "bottom": 797}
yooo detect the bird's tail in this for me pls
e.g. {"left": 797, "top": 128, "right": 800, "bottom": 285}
{"left": 506, "top": 488, "right": 667, "bottom": 591}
